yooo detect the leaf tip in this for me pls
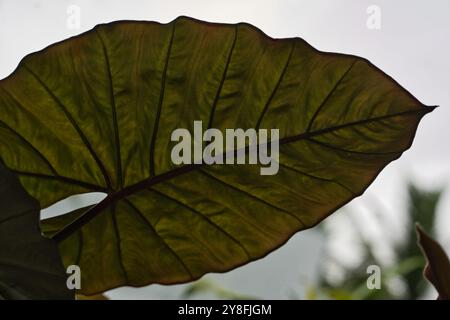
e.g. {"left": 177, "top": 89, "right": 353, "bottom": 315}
{"left": 424, "top": 105, "right": 439, "bottom": 114}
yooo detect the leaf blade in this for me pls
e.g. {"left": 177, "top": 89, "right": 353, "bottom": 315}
{"left": 0, "top": 17, "right": 434, "bottom": 294}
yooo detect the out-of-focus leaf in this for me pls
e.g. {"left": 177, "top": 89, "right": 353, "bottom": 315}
{"left": 0, "top": 161, "right": 73, "bottom": 299}
{"left": 182, "top": 279, "right": 258, "bottom": 300}
{"left": 416, "top": 224, "right": 450, "bottom": 300}
{"left": 318, "top": 184, "right": 443, "bottom": 300}
{"left": 76, "top": 293, "right": 109, "bottom": 300}
{"left": 398, "top": 185, "right": 442, "bottom": 298}
{"left": 0, "top": 16, "right": 434, "bottom": 294}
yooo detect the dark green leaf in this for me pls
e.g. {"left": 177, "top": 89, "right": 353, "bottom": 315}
{"left": 0, "top": 17, "right": 434, "bottom": 294}
{"left": 0, "top": 161, "right": 73, "bottom": 299}
{"left": 416, "top": 225, "right": 450, "bottom": 300}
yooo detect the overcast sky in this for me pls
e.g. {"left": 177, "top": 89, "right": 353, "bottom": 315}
{"left": 1, "top": 0, "right": 449, "bottom": 299}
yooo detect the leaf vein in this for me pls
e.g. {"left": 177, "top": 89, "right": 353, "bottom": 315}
{"left": 148, "top": 186, "right": 252, "bottom": 260}
{"left": 307, "top": 137, "right": 402, "bottom": 156}
{"left": 11, "top": 170, "right": 107, "bottom": 192}
{"left": 111, "top": 204, "right": 129, "bottom": 283}
{"left": 149, "top": 22, "right": 176, "bottom": 176}
{"left": 0, "top": 116, "right": 58, "bottom": 175}
{"left": 255, "top": 40, "right": 296, "bottom": 129}
{"left": 207, "top": 25, "right": 238, "bottom": 129}
{"left": 21, "top": 64, "right": 113, "bottom": 190}
{"left": 306, "top": 59, "right": 358, "bottom": 132}
{"left": 199, "top": 169, "right": 305, "bottom": 227}
{"left": 278, "top": 162, "right": 356, "bottom": 195}
{"left": 122, "top": 198, "right": 194, "bottom": 280}
{"left": 95, "top": 30, "right": 123, "bottom": 189}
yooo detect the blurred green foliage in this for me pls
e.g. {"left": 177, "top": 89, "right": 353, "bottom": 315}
{"left": 316, "top": 183, "right": 443, "bottom": 299}
{"left": 182, "top": 279, "right": 258, "bottom": 300}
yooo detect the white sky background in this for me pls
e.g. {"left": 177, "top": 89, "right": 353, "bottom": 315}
{"left": 1, "top": 0, "right": 449, "bottom": 299}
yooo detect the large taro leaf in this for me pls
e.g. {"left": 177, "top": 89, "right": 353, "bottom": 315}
{"left": 0, "top": 16, "right": 434, "bottom": 294}
{"left": 0, "top": 161, "right": 72, "bottom": 299}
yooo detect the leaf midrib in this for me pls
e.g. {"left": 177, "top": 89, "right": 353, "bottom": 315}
{"left": 50, "top": 106, "right": 432, "bottom": 242}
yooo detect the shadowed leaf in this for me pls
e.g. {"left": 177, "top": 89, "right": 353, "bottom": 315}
{"left": 0, "top": 161, "right": 73, "bottom": 299}
{"left": 416, "top": 225, "right": 450, "bottom": 300}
